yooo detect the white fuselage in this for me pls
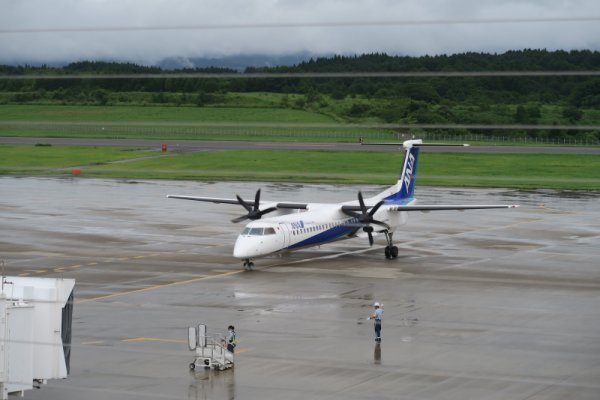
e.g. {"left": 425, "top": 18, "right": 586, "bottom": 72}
{"left": 233, "top": 200, "right": 411, "bottom": 259}
{"left": 167, "top": 139, "right": 518, "bottom": 265}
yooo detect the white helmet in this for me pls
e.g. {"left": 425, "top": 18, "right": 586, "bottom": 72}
{"left": 374, "top": 302, "right": 380, "bottom": 307}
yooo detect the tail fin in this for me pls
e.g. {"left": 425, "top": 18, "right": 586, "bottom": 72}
{"left": 369, "top": 140, "right": 468, "bottom": 204}
{"left": 382, "top": 140, "right": 422, "bottom": 204}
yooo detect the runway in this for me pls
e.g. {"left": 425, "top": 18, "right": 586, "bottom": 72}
{"left": 2, "top": 136, "right": 600, "bottom": 154}
{"left": 1, "top": 177, "right": 599, "bottom": 400}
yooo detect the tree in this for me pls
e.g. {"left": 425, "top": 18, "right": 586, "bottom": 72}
{"left": 347, "top": 103, "right": 371, "bottom": 117}
{"left": 514, "top": 105, "right": 529, "bottom": 124}
{"left": 562, "top": 106, "right": 583, "bottom": 123}
{"left": 402, "top": 83, "right": 441, "bottom": 103}
{"left": 92, "top": 89, "right": 109, "bottom": 105}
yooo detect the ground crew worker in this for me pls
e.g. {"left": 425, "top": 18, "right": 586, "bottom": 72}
{"left": 368, "top": 302, "right": 383, "bottom": 342}
{"left": 226, "top": 325, "right": 236, "bottom": 353}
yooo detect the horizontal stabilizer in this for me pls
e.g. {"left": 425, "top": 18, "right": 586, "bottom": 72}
{"left": 387, "top": 204, "right": 519, "bottom": 212}
{"left": 361, "top": 142, "right": 469, "bottom": 147}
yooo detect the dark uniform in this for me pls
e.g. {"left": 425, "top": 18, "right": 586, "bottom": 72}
{"left": 227, "top": 325, "right": 236, "bottom": 353}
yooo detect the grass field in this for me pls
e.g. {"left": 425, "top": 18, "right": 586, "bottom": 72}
{"left": 0, "top": 104, "right": 338, "bottom": 123}
{"left": 2, "top": 103, "right": 599, "bottom": 145}
{"left": 0, "top": 104, "right": 388, "bottom": 141}
{"left": 2, "top": 144, "right": 599, "bottom": 189}
{"left": 0, "top": 144, "right": 155, "bottom": 174}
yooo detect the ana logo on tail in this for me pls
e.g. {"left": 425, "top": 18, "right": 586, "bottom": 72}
{"left": 403, "top": 152, "right": 416, "bottom": 192}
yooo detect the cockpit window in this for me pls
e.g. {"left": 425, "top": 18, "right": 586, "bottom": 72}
{"left": 264, "top": 227, "right": 276, "bottom": 235}
{"left": 249, "top": 227, "right": 264, "bottom": 236}
{"left": 242, "top": 227, "right": 251, "bottom": 235}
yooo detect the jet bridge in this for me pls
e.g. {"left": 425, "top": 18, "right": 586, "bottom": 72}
{"left": 0, "top": 276, "right": 75, "bottom": 399}
{"left": 188, "top": 324, "right": 234, "bottom": 371}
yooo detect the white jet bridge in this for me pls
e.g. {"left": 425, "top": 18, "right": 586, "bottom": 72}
{"left": 0, "top": 276, "right": 75, "bottom": 399}
{"left": 188, "top": 325, "right": 234, "bottom": 371}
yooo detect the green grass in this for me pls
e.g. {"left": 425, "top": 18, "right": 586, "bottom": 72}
{"left": 0, "top": 104, "right": 337, "bottom": 123}
{"left": 0, "top": 144, "right": 156, "bottom": 174}
{"left": 418, "top": 152, "right": 600, "bottom": 188}
{"left": 2, "top": 103, "right": 599, "bottom": 145}
{"left": 0, "top": 103, "right": 385, "bottom": 141}
{"left": 2, "top": 144, "right": 598, "bottom": 189}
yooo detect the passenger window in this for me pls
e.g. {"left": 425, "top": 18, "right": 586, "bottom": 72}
{"left": 249, "top": 228, "right": 264, "bottom": 236}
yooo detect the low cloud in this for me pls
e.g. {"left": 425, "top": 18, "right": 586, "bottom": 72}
{"left": 1, "top": 0, "right": 599, "bottom": 64}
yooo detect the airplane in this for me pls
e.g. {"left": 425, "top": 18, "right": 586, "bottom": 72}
{"left": 167, "top": 139, "right": 518, "bottom": 270}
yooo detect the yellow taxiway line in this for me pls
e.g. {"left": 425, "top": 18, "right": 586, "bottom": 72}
{"left": 122, "top": 337, "right": 187, "bottom": 344}
{"left": 76, "top": 269, "right": 245, "bottom": 304}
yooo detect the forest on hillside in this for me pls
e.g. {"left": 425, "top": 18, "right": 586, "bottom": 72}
{"left": 1, "top": 50, "right": 599, "bottom": 140}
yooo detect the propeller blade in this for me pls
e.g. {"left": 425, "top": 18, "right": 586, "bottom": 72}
{"left": 236, "top": 194, "right": 253, "bottom": 213}
{"left": 369, "top": 200, "right": 385, "bottom": 217}
{"left": 233, "top": 188, "right": 277, "bottom": 222}
{"left": 231, "top": 215, "right": 248, "bottom": 223}
{"left": 253, "top": 189, "right": 261, "bottom": 212}
{"left": 343, "top": 192, "right": 388, "bottom": 246}
{"left": 358, "top": 191, "right": 367, "bottom": 213}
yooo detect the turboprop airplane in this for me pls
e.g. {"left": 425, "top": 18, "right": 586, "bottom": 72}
{"left": 167, "top": 139, "right": 518, "bottom": 270}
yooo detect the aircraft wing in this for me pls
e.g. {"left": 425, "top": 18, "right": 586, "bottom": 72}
{"left": 166, "top": 195, "right": 308, "bottom": 209}
{"left": 386, "top": 204, "right": 519, "bottom": 212}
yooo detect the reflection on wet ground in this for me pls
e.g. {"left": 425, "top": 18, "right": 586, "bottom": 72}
{"left": 1, "top": 177, "right": 599, "bottom": 400}
{"left": 374, "top": 343, "right": 381, "bottom": 365}
{"left": 189, "top": 369, "right": 235, "bottom": 400}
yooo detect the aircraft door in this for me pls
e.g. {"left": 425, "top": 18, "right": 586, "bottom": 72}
{"left": 278, "top": 223, "right": 291, "bottom": 249}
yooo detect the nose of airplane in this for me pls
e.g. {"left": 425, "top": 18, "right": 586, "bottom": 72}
{"left": 233, "top": 236, "right": 251, "bottom": 259}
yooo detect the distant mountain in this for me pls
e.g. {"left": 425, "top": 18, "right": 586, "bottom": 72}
{"left": 0, "top": 53, "right": 327, "bottom": 70}
{"left": 156, "top": 53, "right": 326, "bottom": 71}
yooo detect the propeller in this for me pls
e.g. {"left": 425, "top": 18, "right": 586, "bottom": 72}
{"left": 342, "top": 192, "right": 389, "bottom": 246}
{"left": 231, "top": 189, "right": 277, "bottom": 223}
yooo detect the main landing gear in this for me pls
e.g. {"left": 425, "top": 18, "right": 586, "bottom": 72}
{"left": 243, "top": 259, "right": 254, "bottom": 270}
{"left": 383, "top": 231, "right": 399, "bottom": 259}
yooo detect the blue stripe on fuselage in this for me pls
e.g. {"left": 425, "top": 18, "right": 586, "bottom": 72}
{"left": 287, "top": 224, "right": 356, "bottom": 250}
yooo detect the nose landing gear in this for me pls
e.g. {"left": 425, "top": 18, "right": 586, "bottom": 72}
{"left": 243, "top": 259, "right": 254, "bottom": 270}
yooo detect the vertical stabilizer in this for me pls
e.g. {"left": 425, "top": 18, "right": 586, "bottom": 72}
{"left": 374, "top": 140, "right": 467, "bottom": 204}
{"left": 381, "top": 140, "right": 421, "bottom": 204}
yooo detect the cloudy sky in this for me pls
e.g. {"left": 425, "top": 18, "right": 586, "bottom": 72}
{"left": 1, "top": 0, "right": 599, "bottom": 65}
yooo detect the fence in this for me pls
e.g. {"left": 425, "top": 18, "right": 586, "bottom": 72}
{"left": 1, "top": 121, "right": 598, "bottom": 146}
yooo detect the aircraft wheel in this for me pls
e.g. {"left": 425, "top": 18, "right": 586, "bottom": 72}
{"left": 384, "top": 246, "right": 392, "bottom": 259}
{"left": 189, "top": 362, "right": 196, "bottom": 370}
{"left": 391, "top": 246, "right": 399, "bottom": 258}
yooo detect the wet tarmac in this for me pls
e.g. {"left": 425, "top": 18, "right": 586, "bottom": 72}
{"left": 1, "top": 177, "right": 599, "bottom": 400}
